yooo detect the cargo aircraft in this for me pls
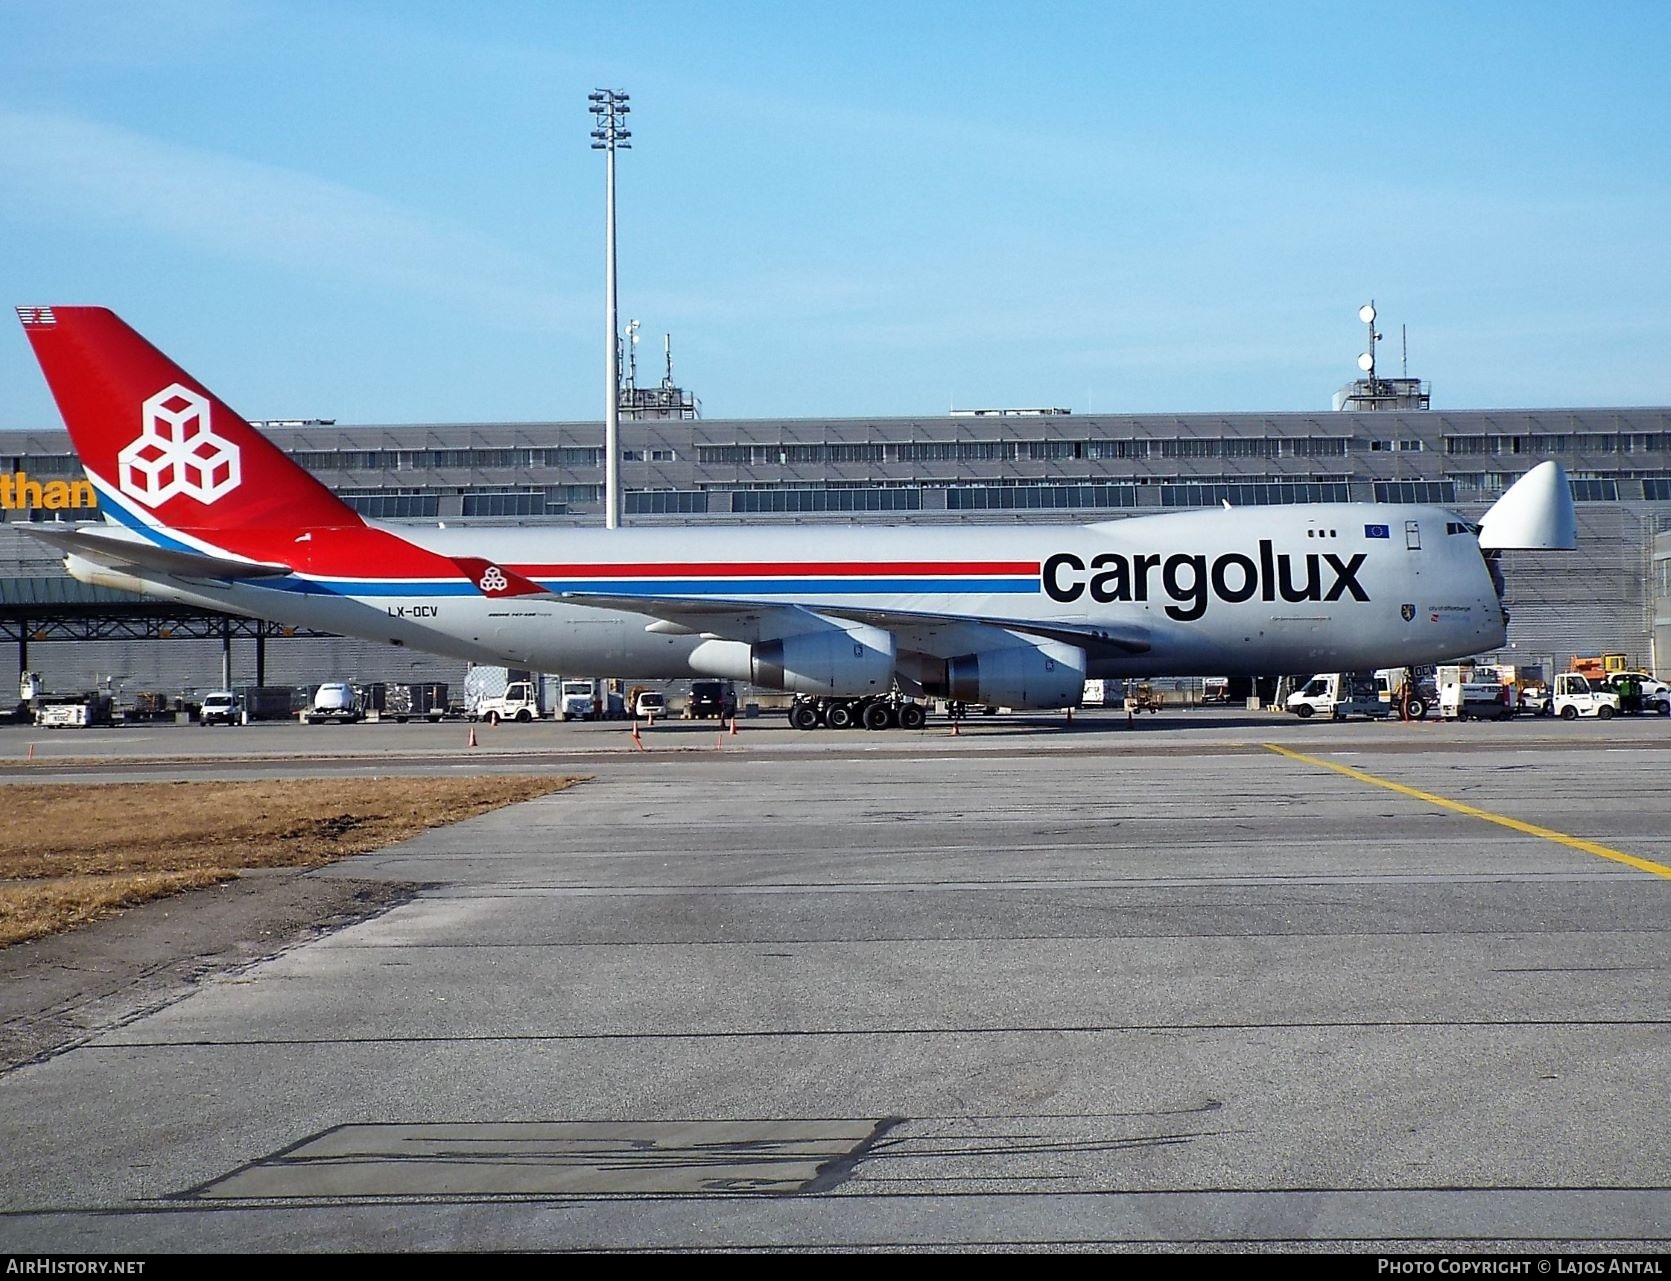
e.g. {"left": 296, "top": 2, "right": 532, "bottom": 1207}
{"left": 16, "top": 306, "right": 1576, "bottom": 729}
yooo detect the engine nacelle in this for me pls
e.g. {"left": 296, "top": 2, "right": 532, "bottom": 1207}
{"left": 690, "top": 622, "right": 896, "bottom": 696}
{"left": 930, "top": 639, "right": 1086, "bottom": 710}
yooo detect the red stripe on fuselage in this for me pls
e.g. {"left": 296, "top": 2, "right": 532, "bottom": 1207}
{"left": 160, "top": 530, "right": 1046, "bottom": 589}
{"left": 509, "top": 560, "right": 1041, "bottom": 578}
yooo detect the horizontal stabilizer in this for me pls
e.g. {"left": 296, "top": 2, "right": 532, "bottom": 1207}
{"left": 23, "top": 526, "right": 292, "bottom": 580}
{"left": 1478, "top": 461, "right": 1577, "bottom": 550}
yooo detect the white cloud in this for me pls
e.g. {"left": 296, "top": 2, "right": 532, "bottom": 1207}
{"left": 0, "top": 108, "right": 568, "bottom": 326}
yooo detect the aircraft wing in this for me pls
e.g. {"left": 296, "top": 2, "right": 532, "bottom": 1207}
{"left": 552, "top": 589, "right": 1150, "bottom": 658}
{"left": 24, "top": 526, "right": 293, "bottom": 580}
{"left": 826, "top": 602, "right": 1150, "bottom": 658}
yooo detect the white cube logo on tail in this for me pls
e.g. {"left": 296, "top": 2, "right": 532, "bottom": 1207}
{"left": 117, "top": 384, "right": 241, "bottom": 507}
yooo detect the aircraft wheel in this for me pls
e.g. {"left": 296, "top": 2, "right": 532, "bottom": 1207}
{"left": 788, "top": 703, "right": 821, "bottom": 732}
{"left": 898, "top": 703, "right": 927, "bottom": 731}
{"left": 1597, "top": 705, "right": 1615, "bottom": 720}
{"left": 861, "top": 701, "right": 892, "bottom": 731}
{"left": 825, "top": 701, "right": 857, "bottom": 730}
{"left": 1560, "top": 705, "right": 1578, "bottom": 720}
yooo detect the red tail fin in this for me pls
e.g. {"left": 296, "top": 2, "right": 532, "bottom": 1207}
{"left": 17, "top": 307, "right": 362, "bottom": 534}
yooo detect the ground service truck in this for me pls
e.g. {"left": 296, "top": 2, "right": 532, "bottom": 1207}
{"left": 473, "top": 679, "right": 548, "bottom": 723}
{"left": 464, "top": 666, "right": 546, "bottom": 722}
{"left": 1286, "top": 672, "right": 1403, "bottom": 720}
{"left": 1552, "top": 672, "right": 1621, "bottom": 719}
{"left": 558, "top": 679, "right": 625, "bottom": 721}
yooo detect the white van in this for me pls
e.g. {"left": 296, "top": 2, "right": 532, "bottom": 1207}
{"left": 200, "top": 690, "right": 243, "bottom": 726}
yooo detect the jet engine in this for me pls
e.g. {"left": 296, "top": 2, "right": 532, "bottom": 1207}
{"left": 922, "top": 638, "right": 1087, "bottom": 710}
{"left": 690, "top": 622, "right": 896, "bottom": 696}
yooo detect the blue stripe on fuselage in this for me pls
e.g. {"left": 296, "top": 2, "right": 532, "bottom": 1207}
{"left": 75, "top": 489, "right": 1041, "bottom": 600}
{"left": 256, "top": 575, "right": 1040, "bottom": 598}
{"left": 535, "top": 576, "right": 1041, "bottom": 596}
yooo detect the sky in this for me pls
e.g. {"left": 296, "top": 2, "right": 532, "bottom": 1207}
{"left": 2, "top": 1, "right": 1669, "bottom": 428}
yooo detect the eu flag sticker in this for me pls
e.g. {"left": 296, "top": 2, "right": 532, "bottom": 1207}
{"left": 1364, "top": 524, "right": 1390, "bottom": 539}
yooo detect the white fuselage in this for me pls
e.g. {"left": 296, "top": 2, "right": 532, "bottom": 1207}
{"left": 68, "top": 503, "right": 1506, "bottom": 683}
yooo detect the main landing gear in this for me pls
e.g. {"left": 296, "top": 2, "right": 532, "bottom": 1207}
{"left": 787, "top": 694, "right": 929, "bottom": 732}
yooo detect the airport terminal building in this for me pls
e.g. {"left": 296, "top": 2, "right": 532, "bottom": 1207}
{"left": 2, "top": 378, "right": 1669, "bottom": 699}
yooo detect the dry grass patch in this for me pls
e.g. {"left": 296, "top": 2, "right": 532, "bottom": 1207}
{"left": 0, "top": 775, "right": 579, "bottom": 946}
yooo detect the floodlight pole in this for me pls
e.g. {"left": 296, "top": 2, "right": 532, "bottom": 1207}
{"left": 589, "top": 89, "right": 631, "bottom": 529}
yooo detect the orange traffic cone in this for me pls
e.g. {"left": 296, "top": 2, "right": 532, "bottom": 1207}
{"left": 26, "top": 741, "right": 34, "bottom": 761}
{"left": 467, "top": 725, "right": 477, "bottom": 748}
{"left": 729, "top": 714, "right": 738, "bottom": 736}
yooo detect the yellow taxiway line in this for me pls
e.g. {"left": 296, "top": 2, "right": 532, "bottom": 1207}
{"left": 1262, "top": 741, "right": 1671, "bottom": 881}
